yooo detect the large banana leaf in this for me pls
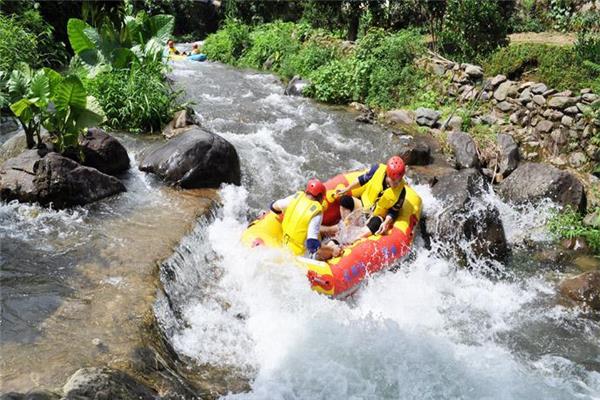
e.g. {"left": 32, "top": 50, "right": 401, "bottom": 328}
{"left": 67, "top": 19, "right": 96, "bottom": 55}
{"left": 29, "top": 70, "right": 50, "bottom": 105}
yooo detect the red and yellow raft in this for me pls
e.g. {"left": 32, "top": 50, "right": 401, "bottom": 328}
{"left": 241, "top": 170, "right": 422, "bottom": 298}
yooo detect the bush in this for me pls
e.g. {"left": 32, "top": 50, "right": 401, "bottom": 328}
{"left": 0, "top": 15, "right": 38, "bottom": 73}
{"left": 548, "top": 207, "right": 600, "bottom": 255}
{"left": 238, "top": 21, "right": 301, "bottom": 70}
{"left": 304, "top": 59, "right": 355, "bottom": 104}
{"left": 278, "top": 36, "right": 341, "bottom": 79}
{"left": 202, "top": 20, "right": 251, "bottom": 64}
{"left": 439, "top": 0, "right": 510, "bottom": 62}
{"left": 574, "top": 10, "right": 600, "bottom": 69}
{"left": 87, "top": 62, "right": 181, "bottom": 133}
{"left": 484, "top": 43, "right": 600, "bottom": 92}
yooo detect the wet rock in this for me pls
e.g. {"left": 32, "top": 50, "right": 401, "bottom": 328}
{"left": 385, "top": 109, "right": 415, "bottom": 126}
{"left": 0, "top": 390, "right": 60, "bottom": 400}
{"left": 498, "top": 133, "right": 519, "bottom": 176}
{"left": 0, "top": 151, "right": 125, "bottom": 208}
{"left": 490, "top": 74, "right": 507, "bottom": 88}
{"left": 424, "top": 168, "right": 508, "bottom": 262}
{"left": 62, "top": 367, "right": 157, "bottom": 400}
{"left": 415, "top": 107, "right": 440, "bottom": 127}
{"left": 559, "top": 271, "right": 600, "bottom": 310}
{"left": 139, "top": 126, "right": 241, "bottom": 189}
{"left": 531, "top": 83, "right": 547, "bottom": 95}
{"left": 548, "top": 96, "right": 577, "bottom": 110}
{"left": 80, "top": 128, "right": 129, "bottom": 176}
{"left": 163, "top": 108, "right": 202, "bottom": 139}
{"left": 498, "top": 162, "right": 585, "bottom": 211}
{"left": 284, "top": 75, "right": 310, "bottom": 96}
{"left": 355, "top": 108, "right": 375, "bottom": 124}
{"left": 447, "top": 131, "right": 479, "bottom": 169}
{"left": 396, "top": 136, "right": 431, "bottom": 166}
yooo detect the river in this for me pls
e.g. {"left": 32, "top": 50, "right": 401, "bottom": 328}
{"left": 1, "top": 58, "right": 599, "bottom": 399}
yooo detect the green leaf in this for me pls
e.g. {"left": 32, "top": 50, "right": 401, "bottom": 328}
{"left": 30, "top": 70, "right": 50, "bottom": 105}
{"left": 67, "top": 19, "right": 96, "bottom": 54}
{"left": 74, "top": 107, "right": 105, "bottom": 130}
{"left": 150, "top": 14, "right": 175, "bottom": 44}
{"left": 112, "top": 48, "right": 136, "bottom": 69}
{"left": 43, "top": 68, "right": 63, "bottom": 94}
{"left": 10, "top": 98, "right": 33, "bottom": 117}
{"left": 54, "top": 75, "right": 87, "bottom": 111}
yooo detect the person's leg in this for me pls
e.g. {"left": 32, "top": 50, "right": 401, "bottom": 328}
{"left": 316, "top": 240, "right": 342, "bottom": 261}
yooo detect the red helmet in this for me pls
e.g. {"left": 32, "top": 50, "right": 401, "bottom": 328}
{"left": 386, "top": 156, "right": 405, "bottom": 180}
{"left": 305, "top": 179, "right": 326, "bottom": 199}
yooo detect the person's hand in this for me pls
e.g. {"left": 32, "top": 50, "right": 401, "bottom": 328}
{"left": 335, "top": 187, "right": 347, "bottom": 198}
{"left": 376, "top": 219, "right": 392, "bottom": 235}
{"left": 257, "top": 210, "right": 268, "bottom": 219}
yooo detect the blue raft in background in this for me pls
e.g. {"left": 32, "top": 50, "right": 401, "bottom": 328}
{"left": 188, "top": 53, "right": 207, "bottom": 62}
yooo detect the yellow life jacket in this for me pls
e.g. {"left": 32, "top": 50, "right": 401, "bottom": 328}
{"left": 360, "top": 164, "right": 405, "bottom": 219}
{"left": 168, "top": 47, "right": 177, "bottom": 54}
{"left": 281, "top": 192, "right": 323, "bottom": 255}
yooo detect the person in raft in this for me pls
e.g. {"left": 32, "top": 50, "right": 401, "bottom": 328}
{"left": 334, "top": 156, "right": 407, "bottom": 240}
{"left": 190, "top": 43, "right": 202, "bottom": 55}
{"left": 270, "top": 179, "right": 342, "bottom": 261}
{"left": 167, "top": 40, "right": 187, "bottom": 56}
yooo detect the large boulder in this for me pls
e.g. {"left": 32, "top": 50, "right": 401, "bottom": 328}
{"left": 415, "top": 107, "right": 441, "bottom": 127}
{"left": 498, "top": 162, "right": 585, "bottom": 211}
{"left": 139, "top": 126, "right": 241, "bottom": 189}
{"left": 284, "top": 75, "right": 310, "bottom": 96}
{"left": 0, "top": 390, "right": 59, "bottom": 400}
{"left": 447, "top": 131, "right": 479, "bottom": 169}
{"left": 80, "top": 128, "right": 129, "bottom": 176}
{"left": 559, "top": 271, "right": 600, "bottom": 310}
{"left": 497, "top": 133, "right": 519, "bottom": 176}
{"left": 62, "top": 367, "right": 157, "bottom": 400}
{"left": 396, "top": 135, "right": 431, "bottom": 166}
{"left": 423, "top": 168, "right": 508, "bottom": 263}
{"left": 0, "top": 151, "right": 125, "bottom": 208}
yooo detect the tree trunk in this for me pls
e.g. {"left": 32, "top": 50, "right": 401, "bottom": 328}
{"left": 347, "top": 1, "right": 361, "bottom": 42}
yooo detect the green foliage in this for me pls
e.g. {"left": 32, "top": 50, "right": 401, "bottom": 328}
{"left": 86, "top": 63, "right": 180, "bottom": 133}
{"left": 279, "top": 36, "right": 341, "bottom": 79}
{"left": 439, "top": 0, "right": 510, "bottom": 62}
{"left": 548, "top": 207, "right": 600, "bottom": 255}
{"left": 3, "top": 63, "right": 104, "bottom": 152}
{"left": 575, "top": 10, "right": 600, "bottom": 67}
{"left": 547, "top": 0, "right": 578, "bottom": 32}
{"left": 484, "top": 43, "right": 600, "bottom": 92}
{"left": 238, "top": 21, "right": 301, "bottom": 70}
{"left": 0, "top": 15, "right": 38, "bottom": 74}
{"left": 304, "top": 59, "right": 355, "bottom": 104}
{"left": 202, "top": 20, "right": 251, "bottom": 64}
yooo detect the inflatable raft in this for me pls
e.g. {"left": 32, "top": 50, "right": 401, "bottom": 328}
{"left": 169, "top": 54, "right": 207, "bottom": 61}
{"left": 242, "top": 170, "right": 422, "bottom": 298}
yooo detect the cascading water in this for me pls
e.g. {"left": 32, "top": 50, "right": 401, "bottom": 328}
{"left": 157, "top": 60, "right": 600, "bottom": 399}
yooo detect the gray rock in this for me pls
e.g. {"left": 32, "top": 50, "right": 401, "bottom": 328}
{"left": 0, "top": 390, "right": 60, "bottom": 400}
{"left": 519, "top": 82, "right": 535, "bottom": 91}
{"left": 531, "top": 83, "right": 548, "bottom": 94}
{"left": 548, "top": 110, "right": 565, "bottom": 121}
{"left": 498, "top": 133, "right": 519, "bottom": 176}
{"left": 564, "top": 106, "right": 579, "bottom": 115}
{"left": 532, "top": 94, "right": 546, "bottom": 106}
{"left": 543, "top": 89, "right": 557, "bottom": 97}
{"left": 497, "top": 101, "right": 514, "bottom": 112}
{"left": 415, "top": 107, "right": 441, "bottom": 127}
{"left": 480, "top": 114, "right": 497, "bottom": 126}
{"left": 551, "top": 129, "right": 568, "bottom": 146}
{"left": 555, "top": 90, "right": 573, "bottom": 97}
{"left": 494, "top": 81, "right": 516, "bottom": 101}
{"left": 396, "top": 136, "right": 431, "bottom": 166}
{"left": 447, "top": 131, "right": 479, "bottom": 169}
{"left": 62, "top": 367, "right": 157, "bottom": 400}
{"left": 498, "top": 162, "right": 585, "bottom": 211}
{"left": 580, "top": 88, "right": 592, "bottom": 94}
{"left": 0, "top": 151, "right": 125, "bottom": 209}
{"left": 559, "top": 271, "right": 600, "bottom": 310}
{"left": 444, "top": 116, "right": 463, "bottom": 131}
{"left": 548, "top": 96, "right": 577, "bottom": 109}
{"left": 424, "top": 168, "right": 508, "bottom": 262}
{"left": 561, "top": 115, "right": 574, "bottom": 127}
{"left": 139, "top": 126, "right": 241, "bottom": 189}
{"left": 568, "top": 152, "right": 587, "bottom": 168}
{"left": 509, "top": 111, "right": 522, "bottom": 125}
{"left": 582, "top": 93, "right": 599, "bottom": 103}
{"left": 464, "top": 64, "right": 484, "bottom": 79}
{"left": 519, "top": 88, "right": 532, "bottom": 103}
{"left": 80, "top": 128, "right": 129, "bottom": 176}
{"left": 535, "top": 120, "right": 554, "bottom": 134}
{"left": 577, "top": 103, "right": 591, "bottom": 114}
{"left": 431, "top": 63, "right": 446, "bottom": 76}
{"left": 385, "top": 109, "right": 415, "bottom": 126}
{"left": 586, "top": 144, "right": 599, "bottom": 160}
{"left": 490, "top": 74, "right": 507, "bottom": 88}
{"left": 284, "top": 75, "right": 310, "bottom": 96}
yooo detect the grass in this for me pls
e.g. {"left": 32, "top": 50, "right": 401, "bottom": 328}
{"left": 548, "top": 207, "right": 600, "bottom": 255}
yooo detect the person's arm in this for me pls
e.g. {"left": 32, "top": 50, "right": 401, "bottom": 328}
{"left": 377, "top": 188, "right": 406, "bottom": 234}
{"left": 306, "top": 214, "right": 323, "bottom": 254}
{"left": 335, "top": 164, "right": 378, "bottom": 197}
{"left": 270, "top": 195, "right": 294, "bottom": 214}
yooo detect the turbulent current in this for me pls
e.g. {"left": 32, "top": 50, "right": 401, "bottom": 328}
{"left": 156, "top": 61, "right": 600, "bottom": 399}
